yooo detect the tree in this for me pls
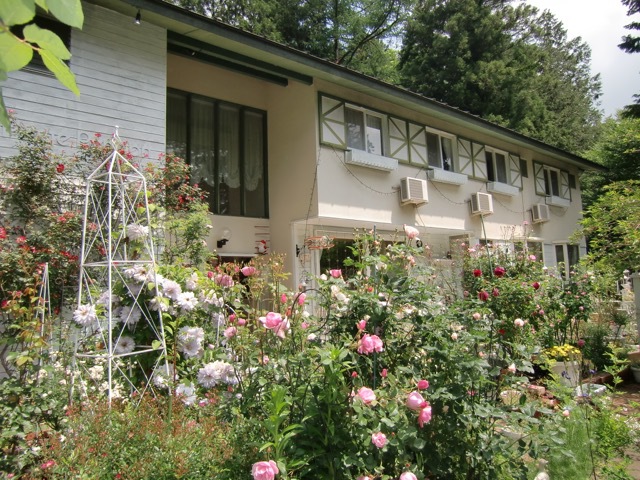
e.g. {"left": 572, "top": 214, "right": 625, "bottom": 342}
{"left": 172, "top": 0, "right": 413, "bottom": 82}
{"left": 398, "top": 0, "right": 601, "bottom": 154}
{"left": 619, "top": 0, "right": 640, "bottom": 118}
{"left": 579, "top": 116, "right": 640, "bottom": 208}
{"left": 0, "top": 0, "right": 84, "bottom": 131}
{"left": 577, "top": 180, "right": 640, "bottom": 275}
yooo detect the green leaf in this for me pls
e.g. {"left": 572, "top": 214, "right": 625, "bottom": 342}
{"left": 35, "top": 0, "right": 48, "bottom": 10}
{"left": 39, "top": 49, "right": 79, "bottom": 95}
{"left": 45, "top": 0, "right": 84, "bottom": 29}
{"left": 0, "top": 0, "right": 35, "bottom": 26}
{"left": 0, "top": 90, "right": 10, "bottom": 132}
{"left": 23, "top": 24, "right": 70, "bottom": 60}
{"left": 0, "top": 32, "right": 33, "bottom": 71}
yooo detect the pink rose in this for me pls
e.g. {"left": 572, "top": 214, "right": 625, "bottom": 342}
{"left": 492, "top": 288, "right": 500, "bottom": 297}
{"left": 224, "top": 326, "right": 237, "bottom": 338}
{"left": 330, "top": 269, "right": 342, "bottom": 278}
{"left": 297, "top": 293, "right": 306, "bottom": 305}
{"left": 404, "top": 224, "right": 420, "bottom": 239}
{"left": 260, "top": 312, "right": 283, "bottom": 330}
{"left": 356, "top": 386, "right": 376, "bottom": 405}
{"left": 514, "top": 318, "right": 525, "bottom": 327}
{"left": 356, "top": 319, "right": 367, "bottom": 331}
{"left": 478, "top": 290, "right": 489, "bottom": 302}
{"left": 215, "top": 274, "right": 234, "bottom": 287}
{"left": 280, "top": 293, "right": 288, "bottom": 303}
{"left": 406, "top": 391, "right": 427, "bottom": 411}
{"left": 357, "top": 334, "right": 383, "bottom": 354}
{"left": 418, "top": 404, "right": 432, "bottom": 428}
{"left": 507, "top": 363, "right": 516, "bottom": 374}
{"left": 237, "top": 318, "right": 247, "bottom": 326}
{"left": 400, "top": 473, "right": 418, "bottom": 480}
{"left": 472, "top": 312, "right": 481, "bottom": 320}
{"left": 371, "top": 432, "right": 387, "bottom": 448}
{"left": 417, "top": 379, "right": 429, "bottom": 390}
{"left": 381, "top": 368, "right": 388, "bottom": 378}
{"left": 252, "top": 460, "right": 279, "bottom": 480}
{"left": 241, "top": 266, "right": 256, "bottom": 276}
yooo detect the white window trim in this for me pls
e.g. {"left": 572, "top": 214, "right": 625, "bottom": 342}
{"left": 345, "top": 104, "right": 388, "bottom": 156}
{"left": 485, "top": 147, "right": 510, "bottom": 185}
{"left": 425, "top": 126, "right": 457, "bottom": 172}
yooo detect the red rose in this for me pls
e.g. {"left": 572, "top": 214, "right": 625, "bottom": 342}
{"left": 473, "top": 269, "right": 482, "bottom": 277}
{"left": 492, "top": 288, "right": 500, "bottom": 297}
{"left": 532, "top": 282, "right": 540, "bottom": 290}
{"left": 478, "top": 290, "right": 489, "bottom": 301}
{"left": 56, "top": 163, "right": 65, "bottom": 173}
{"left": 493, "top": 266, "right": 506, "bottom": 277}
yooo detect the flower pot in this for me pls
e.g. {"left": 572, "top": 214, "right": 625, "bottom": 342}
{"left": 550, "top": 360, "right": 580, "bottom": 387}
{"left": 631, "top": 365, "right": 640, "bottom": 384}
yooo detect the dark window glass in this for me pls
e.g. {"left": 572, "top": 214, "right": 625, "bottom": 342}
{"left": 495, "top": 153, "right": 507, "bottom": 183}
{"left": 345, "top": 108, "right": 365, "bottom": 151}
{"left": 166, "top": 89, "right": 268, "bottom": 218}
{"left": 520, "top": 158, "right": 528, "bottom": 178}
{"left": 427, "top": 132, "right": 441, "bottom": 168}
{"left": 568, "top": 174, "right": 577, "bottom": 189}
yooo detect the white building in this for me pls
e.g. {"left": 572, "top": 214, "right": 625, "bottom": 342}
{"left": 0, "top": 0, "right": 604, "bottom": 288}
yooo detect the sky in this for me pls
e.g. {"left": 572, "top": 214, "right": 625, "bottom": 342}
{"left": 525, "top": 0, "right": 640, "bottom": 117}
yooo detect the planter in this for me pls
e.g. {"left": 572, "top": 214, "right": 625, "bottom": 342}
{"left": 631, "top": 365, "right": 640, "bottom": 383}
{"left": 550, "top": 360, "right": 580, "bottom": 387}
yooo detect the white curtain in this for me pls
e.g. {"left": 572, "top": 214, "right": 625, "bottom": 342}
{"left": 190, "top": 98, "right": 215, "bottom": 187}
{"left": 244, "top": 111, "right": 264, "bottom": 192}
{"left": 219, "top": 104, "right": 241, "bottom": 189}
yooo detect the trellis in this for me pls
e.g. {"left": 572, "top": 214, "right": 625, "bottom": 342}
{"left": 73, "top": 131, "right": 167, "bottom": 405}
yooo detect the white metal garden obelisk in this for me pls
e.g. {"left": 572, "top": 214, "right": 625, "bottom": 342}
{"left": 74, "top": 129, "right": 167, "bottom": 405}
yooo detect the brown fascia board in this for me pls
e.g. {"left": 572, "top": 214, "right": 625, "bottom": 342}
{"left": 86, "top": 0, "right": 606, "bottom": 173}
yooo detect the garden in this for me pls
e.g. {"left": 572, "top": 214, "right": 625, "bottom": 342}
{"left": 1, "top": 121, "right": 639, "bottom": 480}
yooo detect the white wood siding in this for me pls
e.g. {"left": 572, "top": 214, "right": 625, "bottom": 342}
{"left": 0, "top": 2, "right": 167, "bottom": 161}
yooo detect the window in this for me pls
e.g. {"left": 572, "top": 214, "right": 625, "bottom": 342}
{"left": 568, "top": 174, "right": 577, "bottom": 189}
{"left": 11, "top": 15, "right": 71, "bottom": 74}
{"left": 346, "top": 106, "right": 384, "bottom": 155}
{"left": 555, "top": 244, "right": 580, "bottom": 277}
{"left": 520, "top": 159, "right": 528, "bottom": 178}
{"left": 486, "top": 149, "right": 508, "bottom": 184}
{"left": 166, "top": 89, "right": 268, "bottom": 218}
{"left": 543, "top": 167, "right": 560, "bottom": 197}
{"left": 426, "top": 129, "right": 454, "bottom": 171}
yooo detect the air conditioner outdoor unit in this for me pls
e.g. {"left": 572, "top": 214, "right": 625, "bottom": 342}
{"left": 470, "top": 192, "right": 493, "bottom": 216}
{"left": 400, "top": 177, "right": 428, "bottom": 205}
{"left": 531, "top": 203, "right": 550, "bottom": 223}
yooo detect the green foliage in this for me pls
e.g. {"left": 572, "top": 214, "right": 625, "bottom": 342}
{"left": 0, "top": 362, "right": 71, "bottom": 476}
{"left": 39, "top": 395, "right": 234, "bottom": 479}
{"left": 580, "top": 116, "right": 640, "bottom": 209}
{"left": 176, "top": 0, "right": 413, "bottom": 82}
{"left": 398, "top": 0, "right": 601, "bottom": 154}
{"left": 0, "top": 0, "right": 83, "bottom": 130}
{"left": 577, "top": 180, "right": 640, "bottom": 274}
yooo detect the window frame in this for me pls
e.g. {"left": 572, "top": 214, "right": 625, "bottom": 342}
{"left": 543, "top": 166, "right": 561, "bottom": 197}
{"left": 345, "top": 104, "right": 387, "bottom": 156}
{"left": 166, "top": 88, "right": 269, "bottom": 219}
{"left": 425, "top": 127, "right": 456, "bottom": 171}
{"left": 485, "top": 147, "right": 509, "bottom": 184}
